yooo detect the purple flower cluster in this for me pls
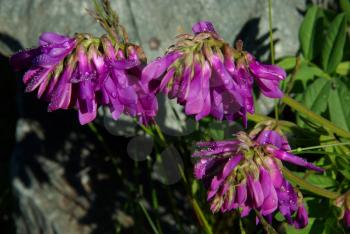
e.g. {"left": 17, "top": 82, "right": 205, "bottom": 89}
{"left": 142, "top": 21, "right": 286, "bottom": 126}
{"left": 193, "top": 129, "right": 324, "bottom": 228}
{"left": 10, "top": 32, "right": 157, "bottom": 125}
{"left": 11, "top": 21, "right": 286, "bottom": 128}
{"left": 335, "top": 191, "right": 350, "bottom": 228}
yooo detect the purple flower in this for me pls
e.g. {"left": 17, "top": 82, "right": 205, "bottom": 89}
{"left": 345, "top": 210, "right": 350, "bottom": 228}
{"left": 11, "top": 32, "right": 76, "bottom": 72}
{"left": 294, "top": 204, "right": 308, "bottom": 229}
{"left": 142, "top": 21, "right": 286, "bottom": 127}
{"left": 10, "top": 32, "right": 76, "bottom": 101}
{"left": 11, "top": 32, "right": 157, "bottom": 125}
{"left": 248, "top": 55, "right": 286, "bottom": 98}
{"left": 97, "top": 36, "right": 157, "bottom": 124}
{"left": 193, "top": 129, "right": 323, "bottom": 228}
{"left": 192, "top": 21, "right": 217, "bottom": 35}
{"left": 335, "top": 191, "right": 350, "bottom": 228}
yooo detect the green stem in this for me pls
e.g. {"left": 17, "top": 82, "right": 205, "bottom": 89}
{"left": 239, "top": 219, "right": 246, "bottom": 234}
{"left": 268, "top": 0, "right": 279, "bottom": 122}
{"left": 153, "top": 124, "right": 166, "bottom": 144}
{"left": 268, "top": 0, "right": 275, "bottom": 64}
{"left": 247, "top": 113, "right": 272, "bottom": 122}
{"left": 292, "top": 150, "right": 349, "bottom": 157}
{"left": 139, "top": 201, "right": 160, "bottom": 234}
{"left": 282, "top": 168, "right": 339, "bottom": 199}
{"left": 140, "top": 122, "right": 211, "bottom": 233}
{"left": 138, "top": 123, "right": 155, "bottom": 137}
{"left": 279, "top": 56, "right": 302, "bottom": 114}
{"left": 191, "top": 198, "right": 213, "bottom": 234}
{"left": 254, "top": 209, "right": 278, "bottom": 234}
{"left": 88, "top": 122, "right": 104, "bottom": 144}
{"left": 282, "top": 95, "right": 350, "bottom": 138}
{"left": 291, "top": 142, "right": 350, "bottom": 153}
{"left": 178, "top": 165, "right": 212, "bottom": 234}
{"left": 138, "top": 123, "right": 166, "bottom": 147}
{"left": 88, "top": 123, "right": 116, "bottom": 158}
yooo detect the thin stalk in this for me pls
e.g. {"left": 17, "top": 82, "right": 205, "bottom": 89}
{"left": 191, "top": 198, "right": 213, "bottom": 234}
{"left": 247, "top": 113, "right": 272, "bottom": 123}
{"left": 153, "top": 123, "right": 166, "bottom": 144}
{"left": 283, "top": 168, "right": 339, "bottom": 199}
{"left": 178, "top": 165, "right": 212, "bottom": 234}
{"left": 139, "top": 201, "right": 160, "bottom": 234}
{"left": 248, "top": 113, "right": 302, "bottom": 130}
{"left": 268, "top": 0, "right": 275, "bottom": 64}
{"left": 279, "top": 56, "right": 302, "bottom": 114}
{"left": 137, "top": 122, "right": 166, "bottom": 147}
{"left": 254, "top": 209, "right": 278, "bottom": 234}
{"left": 290, "top": 142, "right": 350, "bottom": 153}
{"left": 147, "top": 145, "right": 163, "bottom": 234}
{"left": 292, "top": 150, "right": 349, "bottom": 157}
{"left": 140, "top": 122, "right": 211, "bottom": 233}
{"left": 282, "top": 95, "right": 350, "bottom": 138}
{"left": 284, "top": 56, "right": 301, "bottom": 95}
{"left": 88, "top": 123, "right": 117, "bottom": 160}
{"left": 88, "top": 122, "right": 105, "bottom": 145}
{"left": 239, "top": 219, "right": 246, "bottom": 234}
{"left": 267, "top": 0, "right": 279, "bottom": 122}
{"left": 138, "top": 123, "right": 155, "bottom": 137}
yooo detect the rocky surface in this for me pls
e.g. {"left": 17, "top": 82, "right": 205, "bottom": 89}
{"left": 0, "top": 0, "right": 306, "bottom": 233}
{"left": 0, "top": 0, "right": 304, "bottom": 59}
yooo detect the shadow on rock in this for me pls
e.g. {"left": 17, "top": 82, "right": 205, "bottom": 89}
{"left": 233, "top": 17, "right": 279, "bottom": 62}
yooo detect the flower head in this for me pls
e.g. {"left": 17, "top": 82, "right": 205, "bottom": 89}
{"left": 192, "top": 128, "right": 323, "bottom": 228}
{"left": 142, "top": 21, "right": 286, "bottom": 127}
{"left": 11, "top": 32, "right": 157, "bottom": 125}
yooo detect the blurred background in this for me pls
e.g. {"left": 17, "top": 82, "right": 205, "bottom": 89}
{"left": 0, "top": 0, "right": 343, "bottom": 233}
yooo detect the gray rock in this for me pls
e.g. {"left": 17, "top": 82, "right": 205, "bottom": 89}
{"left": 0, "top": 0, "right": 305, "bottom": 125}
{"left": 11, "top": 115, "right": 127, "bottom": 234}
{"left": 0, "top": 0, "right": 304, "bottom": 59}
{"left": 1, "top": 1, "right": 307, "bottom": 233}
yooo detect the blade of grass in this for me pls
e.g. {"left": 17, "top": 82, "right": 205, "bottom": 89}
{"left": 178, "top": 165, "right": 213, "bottom": 234}
{"left": 282, "top": 168, "right": 339, "bottom": 199}
{"left": 139, "top": 200, "right": 160, "bottom": 234}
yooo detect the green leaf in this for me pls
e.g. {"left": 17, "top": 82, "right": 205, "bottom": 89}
{"left": 285, "top": 218, "right": 314, "bottom": 234}
{"left": 310, "top": 65, "right": 332, "bottom": 80}
{"left": 336, "top": 61, "right": 350, "bottom": 75}
{"left": 321, "top": 14, "right": 347, "bottom": 73}
{"left": 294, "top": 173, "right": 336, "bottom": 188}
{"left": 294, "top": 61, "right": 317, "bottom": 89}
{"left": 299, "top": 6, "right": 322, "bottom": 60}
{"left": 208, "top": 122, "right": 225, "bottom": 140}
{"left": 339, "top": 169, "right": 350, "bottom": 180}
{"left": 320, "top": 135, "right": 350, "bottom": 179}
{"left": 324, "top": 216, "right": 347, "bottom": 234}
{"left": 278, "top": 57, "right": 296, "bottom": 70}
{"left": 328, "top": 78, "right": 350, "bottom": 131}
{"left": 340, "top": 0, "right": 350, "bottom": 21}
{"left": 303, "top": 78, "right": 331, "bottom": 114}
{"left": 335, "top": 156, "right": 350, "bottom": 179}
